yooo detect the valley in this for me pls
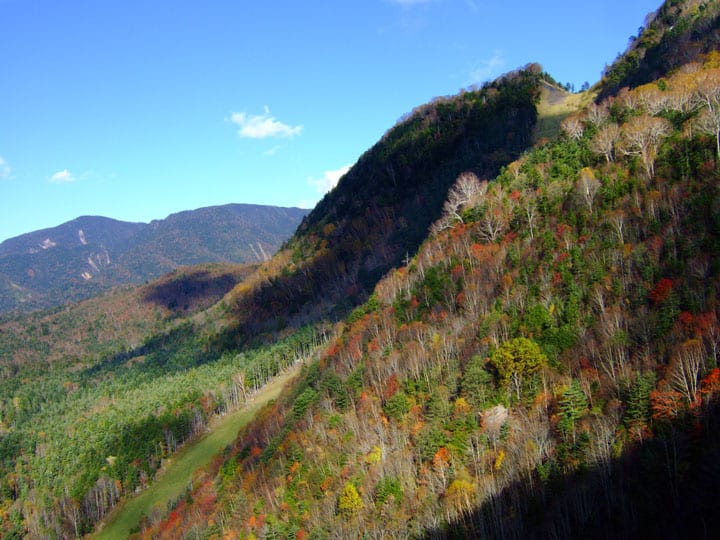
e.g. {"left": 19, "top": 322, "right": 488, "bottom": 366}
{"left": 2, "top": 1, "right": 720, "bottom": 538}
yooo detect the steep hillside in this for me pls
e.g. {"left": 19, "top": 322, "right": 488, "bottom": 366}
{"left": 223, "top": 67, "right": 544, "bottom": 342}
{"left": 0, "top": 204, "right": 307, "bottom": 313}
{"left": 138, "top": 23, "right": 720, "bottom": 540}
{"left": 5, "top": 2, "right": 720, "bottom": 537}
{"left": 600, "top": 0, "right": 720, "bottom": 97}
{"left": 0, "top": 69, "right": 547, "bottom": 538}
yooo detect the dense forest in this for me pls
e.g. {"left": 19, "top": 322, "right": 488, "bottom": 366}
{"left": 2, "top": 1, "right": 720, "bottom": 538}
{"left": 0, "top": 63, "right": 546, "bottom": 539}
{"left": 135, "top": 46, "right": 720, "bottom": 538}
{"left": 224, "top": 67, "right": 543, "bottom": 342}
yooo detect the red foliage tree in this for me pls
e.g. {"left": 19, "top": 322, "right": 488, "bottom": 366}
{"left": 649, "top": 278, "right": 674, "bottom": 304}
{"left": 700, "top": 368, "right": 720, "bottom": 399}
{"left": 650, "top": 387, "right": 684, "bottom": 420}
{"left": 383, "top": 373, "right": 400, "bottom": 400}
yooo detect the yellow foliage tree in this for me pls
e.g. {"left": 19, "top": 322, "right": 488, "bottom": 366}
{"left": 338, "top": 482, "right": 364, "bottom": 516}
{"left": 445, "top": 478, "right": 476, "bottom": 515}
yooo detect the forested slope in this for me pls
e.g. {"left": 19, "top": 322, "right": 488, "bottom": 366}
{"left": 222, "top": 67, "right": 543, "bottom": 342}
{"left": 0, "top": 67, "right": 546, "bottom": 539}
{"left": 601, "top": 0, "right": 720, "bottom": 96}
{"left": 140, "top": 40, "right": 720, "bottom": 540}
{"left": 0, "top": 264, "right": 330, "bottom": 538}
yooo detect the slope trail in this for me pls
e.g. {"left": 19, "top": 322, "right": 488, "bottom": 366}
{"left": 91, "top": 365, "right": 301, "bottom": 539}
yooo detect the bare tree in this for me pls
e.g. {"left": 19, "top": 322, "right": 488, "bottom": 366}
{"left": 522, "top": 195, "right": 539, "bottom": 239}
{"left": 692, "top": 68, "right": 720, "bottom": 158}
{"left": 576, "top": 167, "right": 601, "bottom": 213}
{"left": 590, "top": 123, "right": 621, "bottom": 162}
{"left": 607, "top": 209, "right": 627, "bottom": 245}
{"left": 477, "top": 185, "right": 508, "bottom": 243}
{"left": 561, "top": 115, "right": 584, "bottom": 140}
{"left": 507, "top": 160, "right": 522, "bottom": 181}
{"left": 696, "top": 105, "right": 720, "bottom": 160}
{"left": 620, "top": 114, "right": 671, "bottom": 178}
{"left": 645, "top": 189, "right": 662, "bottom": 221}
{"left": 667, "top": 70, "right": 699, "bottom": 114}
{"left": 454, "top": 171, "right": 485, "bottom": 204}
{"left": 636, "top": 82, "right": 669, "bottom": 114}
{"left": 596, "top": 306, "right": 630, "bottom": 387}
{"left": 448, "top": 172, "right": 484, "bottom": 220}
{"left": 431, "top": 172, "right": 486, "bottom": 232}
{"left": 671, "top": 339, "right": 706, "bottom": 404}
{"left": 693, "top": 68, "right": 720, "bottom": 110}
{"left": 585, "top": 102, "right": 610, "bottom": 128}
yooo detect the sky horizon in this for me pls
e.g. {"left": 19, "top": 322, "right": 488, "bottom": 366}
{"left": 1, "top": 0, "right": 662, "bottom": 244}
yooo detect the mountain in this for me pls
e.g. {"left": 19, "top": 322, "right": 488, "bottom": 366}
{"left": 0, "top": 204, "right": 308, "bottom": 313}
{"left": 131, "top": 2, "right": 720, "bottom": 539}
{"left": 221, "top": 66, "right": 543, "bottom": 343}
{"left": 3, "top": 1, "right": 720, "bottom": 537}
{"left": 0, "top": 67, "right": 548, "bottom": 538}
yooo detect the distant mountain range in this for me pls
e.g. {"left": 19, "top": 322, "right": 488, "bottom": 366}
{"left": 0, "top": 203, "right": 308, "bottom": 313}
{"left": 5, "top": 2, "right": 720, "bottom": 538}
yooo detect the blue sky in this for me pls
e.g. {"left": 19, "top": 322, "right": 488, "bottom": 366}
{"left": 0, "top": 0, "right": 661, "bottom": 243}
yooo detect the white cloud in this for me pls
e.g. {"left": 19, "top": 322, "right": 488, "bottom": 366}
{"left": 50, "top": 169, "right": 76, "bottom": 183}
{"left": 309, "top": 164, "right": 352, "bottom": 194}
{"left": 0, "top": 156, "right": 10, "bottom": 179}
{"left": 230, "top": 107, "right": 303, "bottom": 139}
{"left": 469, "top": 51, "right": 506, "bottom": 84}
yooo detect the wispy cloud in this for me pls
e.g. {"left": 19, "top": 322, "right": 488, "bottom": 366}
{"left": 469, "top": 51, "right": 506, "bottom": 84}
{"left": 263, "top": 145, "right": 282, "bottom": 157}
{"left": 230, "top": 106, "right": 303, "bottom": 139}
{"left": 309, "top": 164, "right": 352, "bottom": 194}
{"left": 0, "top": 156, "right": 11, "bottom": 179}
{"left": 388, "top": 0, "right": 436, "bottom": 6}
{"left": 50, "top": 169, "right": 76, "bottom": 183}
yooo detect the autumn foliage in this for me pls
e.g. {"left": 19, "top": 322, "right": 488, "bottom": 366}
{"left": 7, "top": 5, "right": 720, "bottom": 538}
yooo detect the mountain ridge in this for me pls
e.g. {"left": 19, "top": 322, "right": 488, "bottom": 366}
{"left": 130, "top": 2, "right": 720, "bottom": 538}
{"left": 220, "top": 66, "right": 544, "bottom": 345}
{"left": 0, "top": 203, "right": 308, "bottom": 313}
{"left": 3, "top": 1, "right": 720, "bottom": 537}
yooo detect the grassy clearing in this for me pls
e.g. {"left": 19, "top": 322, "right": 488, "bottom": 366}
{"left": 92, "top": 366, "right": 299, "bottom": 539}
{"left": 533, "top": 81, "right": 596, "bottom": 142}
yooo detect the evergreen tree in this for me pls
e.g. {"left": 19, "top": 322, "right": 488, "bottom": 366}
{"left": 558, "top": 379, "right": 588, "bottom": 443}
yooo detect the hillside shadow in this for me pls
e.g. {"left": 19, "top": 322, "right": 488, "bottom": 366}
{"left": 78, "top": 270, "right": 259, "bottom": 382}
{"left": 141, "top": 269, "right": 242, "bottom": 313}
{"left": 421, "top": 403, "right": 720, "bottom": 540}
{"left": 80, "top": 321, "right": 208, "bottom": 378}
